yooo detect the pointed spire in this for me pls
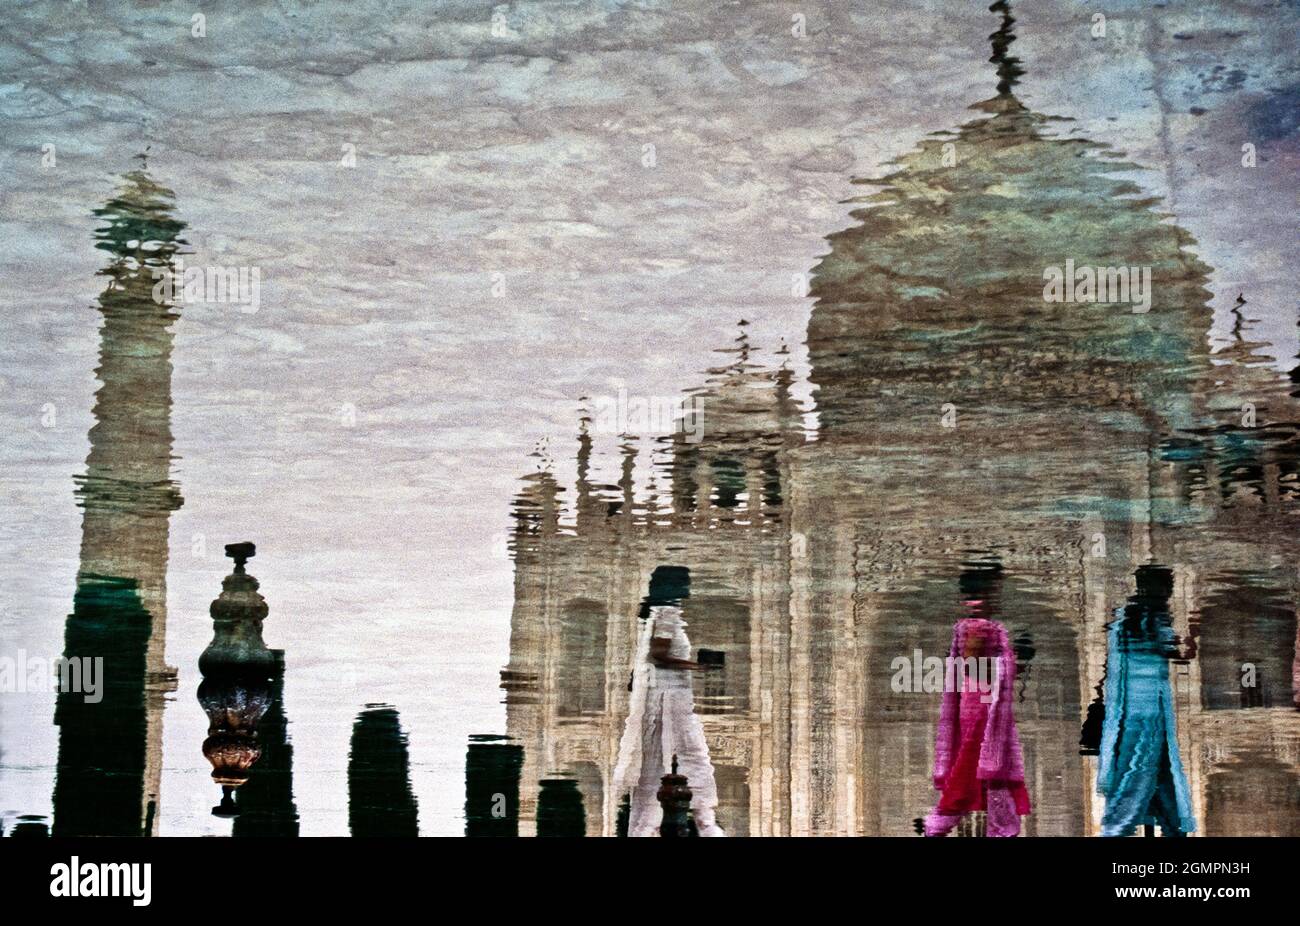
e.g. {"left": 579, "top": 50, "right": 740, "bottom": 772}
{"left": 1230, "top": 293, "right": 1247, "bottom": 341}
{"left": 988, "top": 1, "right": 1025, "bottom": 97}
{"left": 618, "top": 436, "right": 638, "bottom": 518}
{"left": 575, "top": 399, "right": 594, "bottom": 515}
{"left": 736, "top": 319, "right": 751, "bottom": 365}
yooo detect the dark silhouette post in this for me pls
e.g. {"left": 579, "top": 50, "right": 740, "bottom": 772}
{"left": 230, "top": 651, "right": 298, "bottom": 837}
{"left": 348, "top": 706, "right": 419, "bottom": 836}
{"left": 464, "top": 735, "right": 523, "bottom": 837}
{"left": 657, "top": 755, "right": 695, "bottom": 837}
{"left": 535, "top": 778, "right": 586, "bottom": 837}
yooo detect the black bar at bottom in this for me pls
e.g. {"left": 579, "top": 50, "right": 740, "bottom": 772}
{"left": 2, "top": 836, "right": 1289, "bottom": 911}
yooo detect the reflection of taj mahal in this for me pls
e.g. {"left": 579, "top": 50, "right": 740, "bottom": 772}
{"left": 499, "top": 335, "right": 1299, "bottom": 836}
{"left": 494, "top": 2, "right": 1300, "bottom": 836}
{"left": 500, "top": 339, "right": 1300, "bottom": 838}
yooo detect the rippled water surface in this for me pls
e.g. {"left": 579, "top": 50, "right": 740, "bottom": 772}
{"left": 1, "top": 0, "right": 1297, "bottom": 836}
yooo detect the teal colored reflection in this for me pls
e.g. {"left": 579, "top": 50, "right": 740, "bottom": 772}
{"left": 1097, "top": 566, "right": 1196, "bottom": 837}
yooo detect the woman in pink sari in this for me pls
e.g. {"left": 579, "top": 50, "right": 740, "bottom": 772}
{"left": 924, "top": 597, "right": 1031, "bottom": 837}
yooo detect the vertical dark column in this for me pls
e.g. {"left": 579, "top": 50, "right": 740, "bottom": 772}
{"left": 464, "top": 735, "right": 523, "bottom": 837}
{"left": 535, "top": 779, "right": 585, "bottom": 837}
{"left": 231, "top": 651, "right": 299, "bottom": 837}
{"left": 348, "top": 706, "right": 419, "bottom": 836}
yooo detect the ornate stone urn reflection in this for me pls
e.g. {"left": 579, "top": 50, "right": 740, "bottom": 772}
{"left": 198, "top": 542, "right": 278, "bottom": 817}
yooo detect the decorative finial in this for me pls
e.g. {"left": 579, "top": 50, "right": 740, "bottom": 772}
{"left": 657, "top": 753, "right": 693, "bottom": 836}
{"left": 224, "top": 541, "right": 256, "bottom": 572}
{"left": 1230, "top": 293, "right": 1247, "bottom": 340}
{"left": 735, "top": 320, "right": 752, "bottom": 364}
{"left": 988, "top": 0, "right": 1025, "bottom": 97}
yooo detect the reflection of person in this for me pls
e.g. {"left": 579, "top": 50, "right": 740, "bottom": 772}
{"left": 925, "top": 569, "right": 1030, "bottom": 837}
{"left": 614, "top": 567, "right": 724, "bottom": 837}
{"left": 1097, "top": 565, "right": 1195, "bottom": 837}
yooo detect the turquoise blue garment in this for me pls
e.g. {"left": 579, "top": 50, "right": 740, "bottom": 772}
{"left": 1097, "top": 582, "right": 1196, "bottom": 837}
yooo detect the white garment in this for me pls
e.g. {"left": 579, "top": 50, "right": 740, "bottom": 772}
{"left": 612, "top": 605, "right": 724, "bottom": 836}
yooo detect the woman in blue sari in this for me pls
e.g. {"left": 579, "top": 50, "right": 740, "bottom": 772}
{"left": 1096, "top": 565, "right": 1197, "bottom": 837}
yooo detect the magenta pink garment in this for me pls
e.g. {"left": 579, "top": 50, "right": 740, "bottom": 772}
{"left": 931, "top": 618, "right": 1029, "bottom": 814}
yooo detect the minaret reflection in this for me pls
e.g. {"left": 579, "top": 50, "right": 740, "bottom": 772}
{"left": 196, "top": 542, "right": 297, "bottom": 832}
{"left": 348, "top": 705, "right": 419, "bottom": 836}
{"left": 52, "top": 159, "right": 185, "bottom": 836}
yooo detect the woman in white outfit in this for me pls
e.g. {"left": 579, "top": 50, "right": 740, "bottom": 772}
{"left": 613, "top": 566, "right": 725, "bottom": 836}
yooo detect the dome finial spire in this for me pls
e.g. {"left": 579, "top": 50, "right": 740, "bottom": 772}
{"left": 988, "top": 1, "right": 1025, "bottom": 96}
